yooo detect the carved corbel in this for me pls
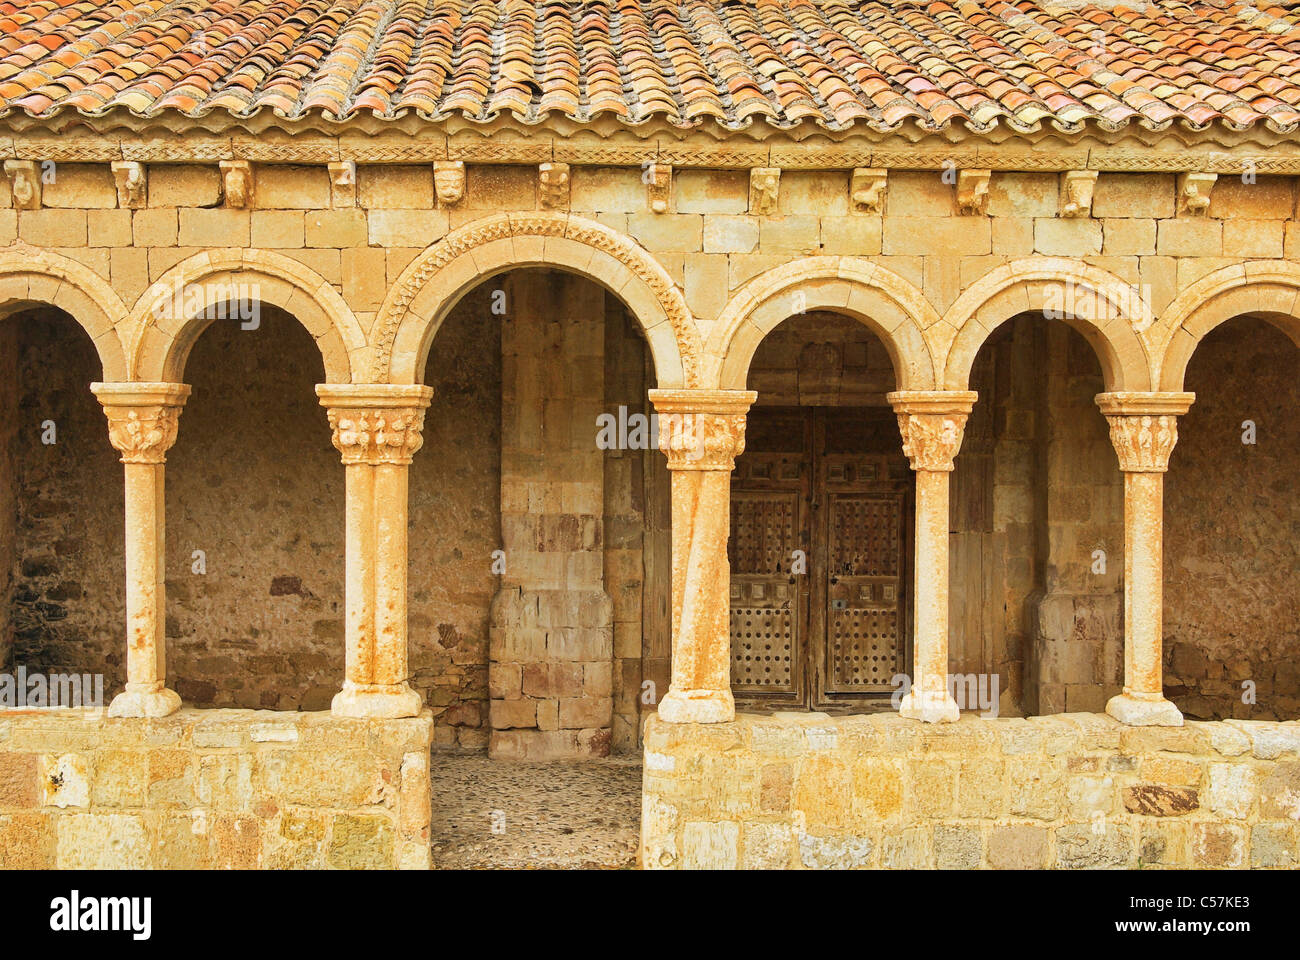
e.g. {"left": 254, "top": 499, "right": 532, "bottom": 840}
{"left": 851, "top": 168, "right": 887, "bottom": 214}
{"left": 110, "top": 161, "right": 147, "bottom": 209}
{"left": 219, "top": 160, "right": 253, "bottom": 209}
{"left": 3, "top": 159, "right": 41, "bottom": 210}
{"left": 646, "top": 162, "right": 671, "bottom": 214}
{"left": 434, "top": 160, "right": 465, "bottom": 206}
{"left": 539, "top": 162, "right": 570, "bottom": 210}
{"left": 1060, "top": 170, "right": 1098, "bottom": 218}
{"left": 956, "top": 169, "right": 991, "bottom": 216}
{"left": 1177, "top": 172, "right": 1217, "bottom": 216}
{"left": 750, "top": 167, "right": 780, "bottom": 215}
{"left": 328, "top": 160, "right": 357, "bottom": 208}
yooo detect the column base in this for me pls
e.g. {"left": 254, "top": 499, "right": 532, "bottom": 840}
{"left": 331, "top": 682, "right": 423, "bottom": 719}
{"left": 1106, "top": 692, "right": 1184, "bottom": 727}
{"left": 107, "top": 684, "right": 182, "bottom": 718}
{"left": 898, "top": 689, "right": 960, "bottom": 723}
{"left": 657, "top": 687, "right": 735, "bottom": 724}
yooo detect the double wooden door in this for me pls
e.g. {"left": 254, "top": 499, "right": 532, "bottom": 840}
{"left": 728, "top": 407, "right": 913, "bottom": 712}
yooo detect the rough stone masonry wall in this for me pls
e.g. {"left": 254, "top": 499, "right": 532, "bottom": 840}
{"left": 11, "top": 313, "right": 125, "bottom": 682}
{"left": 0, "top": 708, "right": 433, "bottom": 869}
{"left": 489, "top": 271, "right": 614, "bottom": 759}
{"left": 641, "top": 712, "right": 1300, "bottom": 869}
{"left": 0, "top": 320, "right": 16, "bottom": 674}
{"left": 1165, "top": 318, "right": 1300, "bottom": 721}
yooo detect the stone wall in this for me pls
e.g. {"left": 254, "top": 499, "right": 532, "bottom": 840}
{"left": 1165, "top": 318, "right": 1300, "bottom": 721}
{"left": 489, "top": 271, "right": 614, "bottom": 759}
{"left": 641, "top": 712, "right": 1300, "bottom": 869}
{"left": 0, "top": 320, "right": 15, "bottom": 673}
{"left": 11, "top": 313, "right": 125, "bottom": 682}
{"left": 0, "top": 708, "right": 433, "bottom": 869}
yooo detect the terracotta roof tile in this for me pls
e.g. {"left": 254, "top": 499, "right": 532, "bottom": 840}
{"left": 0, "top": 0, "right": 1296, "bottom": 134}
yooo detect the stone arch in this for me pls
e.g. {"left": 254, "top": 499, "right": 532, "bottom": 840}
{"left": 1157, "top": 261, "right": 1300, "bottom": 391}
{"left": 128, "top": 249, "right": 367, "bottom": 383}
{"left": 374, "top": 212, "right": 700, "bottom": 387}
{"left": 708, "top": 257, "right": 940, "bottom": 390}
{"left": 0, "top": 246, "right": 129, "bottom": 380}
{"left": 941, "top": 258, "right": 1154, "bottom": 391}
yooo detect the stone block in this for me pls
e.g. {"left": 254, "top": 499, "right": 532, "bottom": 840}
{"left": 987, "top": 824, "right": 1048, "bottom": 869}
{"left": 147, "top": 165, "right": 223, "bottom": 207}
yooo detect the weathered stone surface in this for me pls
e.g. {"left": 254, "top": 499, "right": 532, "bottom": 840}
{"left": 1121, "top": 784, "right": 1199, "bottom": 816}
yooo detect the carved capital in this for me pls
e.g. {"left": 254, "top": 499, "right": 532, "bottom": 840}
{"left": 539, "top": 162, "right": 570, "bottom": 210}
{"left": 851, "top": 167, "right": 887, "bottom": 214}
{"left": 1096, "top": 392, "right": 1195, "bottom": 472}
{"left": 1177, "top": 172, "right": 1216, "bottom": 216}
{"left": 648, "top": 389, "right": 756, "bottom": 471}
{"left": 749, "top": 167, "right": 780, "bottom": 215}
{"left": 3, "top": 159, "right": 41, "bottom": 210}
{"left": 956, "top": 169, "right": 991, "bottom": 216}
{"left": 434, "top": 160, "right": 465, "bottom": 206}
{"left": 1060, "top": 170, "right": 1098, "bottom": 218}
{"left": 110, "top": 160, "right": 147, "bottom": 208}
{"left": 91, "top": 382, "right": 191, "bottom": 464}
{"left": 317, "top": 384, "right": 434, "bottom": 466}
{"left": 887, "top": 391, "right": 978, "bottom": 472}
{"left": 219, "top": 160, "right": 253, "bottom": 209}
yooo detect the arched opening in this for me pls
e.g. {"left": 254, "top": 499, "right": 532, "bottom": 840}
{"left": 1165, "top": 316, "right": 1300, "bottom": 720}
{"left": 956, "top": 314, "right": 1123, "bottom": 717}
{"left": 407, "top": 267, "right": 664, "bottom": 761}
{"left": 732, "top": 310, "right": 912, "bottom": 712}
{"left": 163, "top": 304, "right": 341, "bottom": 709}
{"left": 2, "top": 306, "right": 122, "bottom": 703}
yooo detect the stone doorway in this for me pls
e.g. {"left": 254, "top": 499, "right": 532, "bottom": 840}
{"left": 729, "top": 405, "right": 913, "bottom": 713}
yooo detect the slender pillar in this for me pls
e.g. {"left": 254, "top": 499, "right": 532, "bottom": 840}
{"left": 91, "top": 382, "right": 190, "bottom": 718}
{"left": 648, "top": 389, "right": 755, "bottom": 724}
{"left": 317, "top": 384, "right": 433, "bottom": 719}
{"left": 1096, "top": 391, "right": 1195, "bottom": 727}
{"left": 887, "top": 390, "right": 978, "bottom": 722}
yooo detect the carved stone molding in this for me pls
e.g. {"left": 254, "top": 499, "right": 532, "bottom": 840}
{"left": 887, "top": 390, "right": 978, "bottom": 472}
{"left": 317, "top": 384, "right": 434, "bottom": 466}
{"left": 372, "top": 212, "right": 702, "bottom": 386}
{"left": 648, "top": 389, "right": 756, "bottom": 471}
{"left": 3, "top": 159, "right": 41, "bottom": 210}
{"left": 749, "top": 167, "right": 780, "bottom": 215}
{"left": 1096, "top": 391, "right": 1195, "bottom": 472}
{"left": 1177, "top": 172, "right": 1217, "bottom": 216}
{"left": 434, "top": 160, "right": 465, "bottom": 205}
{"left": 1060, "top": 170, "right": 1098, "bottom": 217}
{"left": 111, "top": 160, "right": 147, "bottom": 209}
{"left": 956, "top": 168, "right": 991, "bottom": 215}
{"left": 539, "top": 161, "right": 570, "bottom": 210}
{"left": 646, "top": 162, "right": 671, "bottom": 213}
{"left": 219, "top": 160, "right": 253, "bottom": 209}
{"left": 851, "top": 167, "right": 887, "bottom": 213}
{"left": 328, "top": 160, "right": 357, "bottom": 207}
{"left": 91, "top": 382, "right": 191, "bottom": 465}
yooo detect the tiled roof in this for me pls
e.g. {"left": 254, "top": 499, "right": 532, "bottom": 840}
{"left": 1, "top": 0, "right": 1299, "bottom": 134}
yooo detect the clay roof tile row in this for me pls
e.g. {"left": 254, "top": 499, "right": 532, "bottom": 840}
{"left": 0, "top": 0, "right": 1298, "bottom": 134}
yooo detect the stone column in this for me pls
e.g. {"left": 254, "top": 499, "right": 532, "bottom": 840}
{"left": 317, "top": 384, "right": 433, "bottom": 719}
{"left": 647, "top": 389, "right": 755, "bottom": 724}
{"left": 887, "top": 390, "right": 978, "bottom": 722}
{"left": 1096, "top": 391, "right": 1195, "bottom": 727}
{"left": 91, "top": 382, "right": 190, "bottom": 718}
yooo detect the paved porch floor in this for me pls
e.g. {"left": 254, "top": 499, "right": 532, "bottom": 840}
{"left": 429, "top": 754, "right": 642, "bottom": 869}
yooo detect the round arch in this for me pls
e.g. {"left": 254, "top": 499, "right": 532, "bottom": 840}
{"left": 0, "top": 247, "right": 129, "bottom": 380}
{"left": 707, "top": 257, "right": 940, "bottom": 390}
{"left": 373, "top": 212, "right": 700, "bottom": 387}
{"left": 941, "top": 258, "right": 1154, "bottom": 391}
{"left": 1156, "top": 261, "right": 1300, "bottom": 391}
{"left": 128, "top": 249, "right": 367, "bottom": 383}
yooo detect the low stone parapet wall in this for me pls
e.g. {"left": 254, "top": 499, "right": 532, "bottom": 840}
{"left": 0, "top": 708, "right": 433, "bottom": 869}
{"left": 640, "top": 712, "right": 1300, "bottom": 869}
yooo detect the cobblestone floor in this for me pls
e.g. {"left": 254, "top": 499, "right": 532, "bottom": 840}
{"left": 430, "top": 754, "right": 642, "bottom": 869}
